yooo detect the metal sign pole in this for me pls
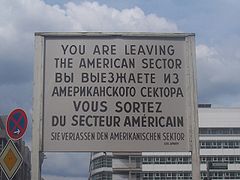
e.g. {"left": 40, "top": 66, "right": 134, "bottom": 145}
{"left": 207, "top": 161, "right": 210, "bottom": 180}
{"left": 31, "top": 35, "right": 44, "bottom": 180}
{"left": 187, "top": 36, "right": 201, "bottom": 179}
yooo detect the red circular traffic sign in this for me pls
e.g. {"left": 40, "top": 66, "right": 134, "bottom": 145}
{"left": 6, "top": 109, "right": 28, "bottom": 140}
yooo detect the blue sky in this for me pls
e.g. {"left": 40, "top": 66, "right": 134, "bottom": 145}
{"left": 0, "top": 0, "right": 240, "bottom": 179}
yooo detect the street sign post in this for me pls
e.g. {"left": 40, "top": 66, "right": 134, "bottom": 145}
{"left": 6, "top": 109, "right": 28, "bottom": 140}
{"left": 0, "top": 140, "right": 23, "bottom": 180}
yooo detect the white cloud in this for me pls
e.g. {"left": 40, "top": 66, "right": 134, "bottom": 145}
{"left": 65, "top": 2, "right": 178, "bottom": 32}
{"left": 197, "top": 44, "right": 240, "bottom": 85}
{"left": 196, "top": 44, "right": 240, "bottom": 106}
{"left": 0, "top": 0, "right": 178, "bottom": 41}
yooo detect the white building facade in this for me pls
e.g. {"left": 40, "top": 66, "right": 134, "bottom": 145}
{"left": 89, "top": 107, "right": 240, "bottom": 180}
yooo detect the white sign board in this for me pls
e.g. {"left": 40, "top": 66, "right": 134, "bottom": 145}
{"left": 36, "top": 33, "right": 197, "bottom": 152}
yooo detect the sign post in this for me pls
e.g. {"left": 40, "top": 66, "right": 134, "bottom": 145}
{"left": 32, "top": 32, "right": 199, "bottom": 179}
{"left": 32, "top": 34, "right": 44, "bottom": 180}
{"left": 187, "top": 35, "right": 200, "bottom": 180}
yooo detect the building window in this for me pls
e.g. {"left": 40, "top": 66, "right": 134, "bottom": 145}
{"left": 92, "top": 172, "right": 112, "bottom": 180}
{"left": 142, "top": 156, "right": 191, "bottom": 165}
{"left": 142, "top": 171, "right": 240, "bottom": 180}
{"left": 200, "top": 140, "right": 240, "bottom": 149}
{"left": 91, "top": 156, "right": 112, "bottom": 170}
{"left": 199, "top": 128, "right": 240, "bottom": 135}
